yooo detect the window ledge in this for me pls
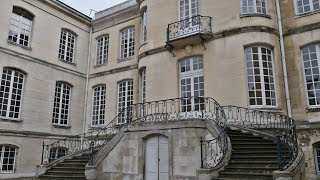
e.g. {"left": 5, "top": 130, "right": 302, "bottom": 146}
{"left": 295, "top": 10, "right": 320, "bottom": 18}
{"left": 52, "top": 125, "right": 71, "bottom": 129}
{"left": 93, "top": 63, "right": 108, "bottom": 69}
{"left": 240, "top": 13, "right": 271, "bottom": 19}
{"left": 59, "top": 59, "right": 77, "bottom": 66}
{"left": 88, "top": 125, "right": 106, "bottom": 130}
{"left": 7, "top": 40, "right": 32, "bottom": 50}
{"left": 307, "top": 107, "right": 320, "bottom": 112}
{"left": 0, "top": 117, "right": 23, "bottom": 123}
{"left": 118, "top": 56, "right": 134, "bottom": 63}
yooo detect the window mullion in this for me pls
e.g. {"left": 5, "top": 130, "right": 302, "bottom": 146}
{"left": 12, "top": 148, "right": 16, "bottom": 173}
{"left": 258, "top": 47, "right": 266, "bottom": 106}
{"left": 58, "top": 84, "right": 64, "bottom": 125}
{"left": 254, "top": 0, "right": 257, "bottom": 13}
{"left": 0, "top": 146, "right": 3, "bottom": 172}
{"left": 17, "top": 16, "right": 22, "bottom": 43}
{"left": 64, "top": 33, "right": 68, "bottom": 60}
{"left": 309, "top": 0, "right": 314, "bottom": 11}
{"left": 127, "top": 31, "right": 130, "bottom": 57}
{"left": 102, "top": 39, "right": 105, "bottom": 64}
{"left": 97, "top": 89, "right": 101, "bottom": 125}
{"left": 6, "top": 71, "right": 15, "bottom": 118}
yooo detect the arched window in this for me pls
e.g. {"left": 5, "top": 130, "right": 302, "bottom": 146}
{"left": 314, "top": 142, "right": 320, "bottom": 174}
{"left": 241, "top": 0, "right": 268, "bottom": 15}
{"left": 96, "top": 35, "right": 109, "bottom": 66}
{"left": 0, "top": 145, "right": 17, "bottom": 173}
{"left": 49, "top": 147, "right": 67, "bottom": 162}
{"left": 301, "top": 43, "right": 320, "bottom": 107}
{"left": 245, "top": 46, "right": 276, "bottom": 107}
{"left": 52, "top": 82, "right": 72, "bottom": 126}
{"left": 120, "top": 27, "right": 135, "bottom": 59}
{"left": 92, "top": 85, "right": 106, "bottom": 126}
{"left": 59, "top": 29, "right": 76, "bottom": 63}
{"left": 8, "top": 6, "right": 34, "bottom": 47}
{"left": 0, "top": 68, "right": 25, "bottom": 119}
{"left": 117, "top": 80, "right": 133, "bottom": 124}
{"left": 179, "top": 56, "right": 204, "bottom": 112}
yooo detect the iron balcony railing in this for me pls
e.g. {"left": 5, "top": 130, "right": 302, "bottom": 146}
{"left": 167, "top": 15, "right": 212, "bottom": 42}
{"left": 223, "top": 106, "right": 298, "bottom": 170}
{"left": 41, "top": 97, "right": 228, "bottom": 169}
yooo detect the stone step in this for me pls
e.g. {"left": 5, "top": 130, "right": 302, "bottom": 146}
{"left": 226, "top": 164, "right": 277, "bottom": 170}
{"left": 218, "top": 171, "right": 273, "bottom": 179}
{"left": 229, "top": 159, "right": 278, "bottom": 164}
{"left": 38, "top": 175, "right": 86, "bottom": 180}
{"left": 230, "top": 139, "right": 275, "bottom": 144}
{"left": 230, "top": 155, "right": 278, "bottom": 161}
{"left": 50, "top": 166, "right": 85, "bottom": 171}
{"left": 232, "top": 146, "right": 277, "bottom": 150}
{"left": 46, "top": 170, "right": 85, "bottom": 175}
{"left": 63, "top": 159, "right": 89, "bottom": 163}
{"left": 223, "top": 166, "right": 275, "bottom": 174}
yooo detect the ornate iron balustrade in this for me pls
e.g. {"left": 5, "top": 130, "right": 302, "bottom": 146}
{"left": 223, "top": 106, "right": 298, "bottom": 170}
{"left": 167, "top": 15, "right": 212, "bottom": 42}
{"left": 41, "top": 97, "right": 228, "bottom": 170}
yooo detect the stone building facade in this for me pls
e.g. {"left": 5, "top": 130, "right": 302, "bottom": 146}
{"left": 0, "top": 0, "right": 319, "bottom": 179}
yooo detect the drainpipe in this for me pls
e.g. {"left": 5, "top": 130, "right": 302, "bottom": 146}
{"left": 276, "top": 0, "right": 292, "bottom": 118}
{"left": 81, "top": 25, "right": 93, "bottom": 149}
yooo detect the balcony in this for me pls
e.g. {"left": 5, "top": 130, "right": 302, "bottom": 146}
{"left": 166, "top": 15, "right": 213, "bottom": 48}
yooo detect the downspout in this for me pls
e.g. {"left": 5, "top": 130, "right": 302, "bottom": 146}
{"left": 276, "top": 0, "right": 292, "bottom": 117}
{"left": 81, "top": 25, "right": 93, "bottom": 149}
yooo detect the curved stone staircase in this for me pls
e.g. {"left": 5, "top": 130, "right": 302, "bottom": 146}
{"left": 213, "top": 129, "right": 280, "bottom": 179}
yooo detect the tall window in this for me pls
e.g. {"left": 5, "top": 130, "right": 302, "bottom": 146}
{"left": 117, "top": 80, "right": 133, "bottom": 124}
{"left": 241, "top": 0, "right": 268, "bottom": 15}
{"left": 120, "top": 27, "right": 135, "bottom": 59}
{"left": 52, "top": 82, "right": 72, "bottom": 126}
{"left": 295, "top": 0, "right": 320, "bottom": 15}
{"left": 245, "top": 46, "right": 276, "bottom": 107}
{"left": 8, "top": 7, "right": 33, "bottom": 47}
{"left": 59, "top": 29, "right": 76, "bottom": 63}
{"left": 141, "top": 9, "right": 147, "bottom": 43}
{"left": 314, "top": 143, "right": 320, "bottom": 174}
{"left": 92, "top": 85, "right": 106, "bottom": 126}
{"left": 0, "top": 145, "right": 17, "bottom": 173}
{"left": 179, "top": 0, "right": 199, "bottom": 30}
{"left": 179, "top": 56, "right": 204, "bottom": 112}
{"left": 0, "top": 68, "right": 25, "bottom": 120}
{"left": 96, "top": 35, "right": 109, "bottom": 66}
{"left": 301, "top": 43, "right": 320, "bottom": 107}
{"left": 140, "top": 69, "right": 146, "bottom": 116}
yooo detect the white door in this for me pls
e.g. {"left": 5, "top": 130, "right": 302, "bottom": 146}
{"left": 145, "top": 136, "right": 169, "bottom": 180}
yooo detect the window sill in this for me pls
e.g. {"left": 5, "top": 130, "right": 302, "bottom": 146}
{"left": 295, "top": 10, "right": 320, "bottom": 18}
{"left": 7, "top": 40, "right": 32, "bottom": 51}
{"left": 93, "top": 63, "right": 108, "bottom": 69}
{"left": 240, "top": 13, "right": 271, "bottom": 19}
{"left": 0, "top": 117, "right": 23, "bottom": 123}
{"left": 52, "top": 125, "right": 71, "bottom": 129}
{"left": 59, "top": 59, "right": 77, "bottom": 66}
{"left": 89, "top": 125, "right": 106, "bottom": 130}
{"left": 118, "top": 56, "right": 134, "bottom": 63}
{"left": 307, "top": 107, "right": 320, "bottom": 112}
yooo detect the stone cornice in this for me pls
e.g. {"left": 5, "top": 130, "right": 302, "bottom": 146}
{"left": 0, "top": 129, "right": 73, "bottom": 139}
{"left": 89, "top": 64, "right": 138, "bottom": 78}
{"left": 283, "top": 22, "right": 320, "bottom": 36}
{"left": 0, "top": 46, "right": 86, "bottom": 78}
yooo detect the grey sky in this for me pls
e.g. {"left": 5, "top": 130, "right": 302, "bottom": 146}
{"left": 60, "top": 0, "right": 127, "bottom": 16}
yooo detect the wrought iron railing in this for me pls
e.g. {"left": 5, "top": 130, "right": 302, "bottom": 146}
{"left": 41, "top": 97, "right": 228, "bottom": 169}
{"left": 223, "top": 106, "right": 298, "bottom": 170}
{"left": 167, "top": 15, "right": 212, "bottom": 42}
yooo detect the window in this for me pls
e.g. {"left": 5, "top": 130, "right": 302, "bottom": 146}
{"left": 0, "top": 145, "right": 17, "bottom": 173}
{"left": 92, "top": 85, "right": 106, "bottom": 126}
{"left": 315, "top": 143, "right": 320, "bottom": 174}
{"left": 295, "top": 0, "right": 320, "bottom": 15}
{"left": 0, "top": 68, "right": 25, "bottom": 120}
{"left": 241, "top": 0, "right": 268, "bottom": 15}
{"left": 59, "top": 29, "right": 76, "bottom": 63}
{"left": 120, "top": 27, "right": 135, "bottom": 59}
{"left": 141, "top": 9, "right": 147, "bottom": 43}
{"left": 301, "top": 44, "right": 320, "bottom": 107}
{"left": 179, "top": 56, "right": 204, "bottom": 112}
{"left": 8, "top": 7, "right": 33, "bottom": 47}
{"left": 179, "top": 0, "right": 199, "bottom": 30}
{"left": 245, "top": 46, "right": 276, "bottom": 107}
{"left": 140, "top": 69, "right": 146, "bottom": 116}
{"left": 52, "top": 82, "right": 72, "bottom": 126}
{"left": 96, "top": 35, "right": 109, "bottom": 66}
{"left": 117, "top": 80, "right": 133, "bottom": 124}
{"left": 49, "top": 147, "right": 67, "bottom": 162}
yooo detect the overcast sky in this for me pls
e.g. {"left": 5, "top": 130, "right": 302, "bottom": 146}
{"left": 60, "top": 0, "right": 128, "bottom": 16}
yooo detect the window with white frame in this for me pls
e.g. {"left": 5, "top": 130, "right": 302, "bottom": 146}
{"left": 315, "top": 143, "right": 320, "bottom": 174}
{"left": 0, "top": 145, "right": 17, "bottom": 173}
{"left": 120, "top": 27, "right": 135, "bottom": 59}
{"left": 52, "top": 82, "right": 71, "bottom": 126}
{"left": 179, "top": 0, "right": 199, "bottom": 30}
{"left": 0, "top": 68, "right": 25, "bottom": 120}
{"left": 96, "top": 35, "right": 109, "bottom": 66}
{"left": 295, "top": 0, "right": 320, "bottom": 15}
{"left": 245, "top": 46, "right": 276, "bottom": 107}
{"left": 49, "top": 147, "right": 67, "bottom": 162}
{"left": 141, "top": 9, "right": 147, "bottom": 43}
{"left": 8, "top": 7, "right": 33, "bottom": 47}
{"left": 179, "top": 56, "right": 204, "bottom": 112}
{"left": 241, "top": 0, "right": 268, "bottom": 15}
{"left": 92, "top": 85, "right": 106, "bottom": 126}
{"left": 301, "top": 43, "right": 320, "bottom": 107}
{"left": 140, "top": 69, "right": 146, "bottom": 116}
{"left": 117, "top": 80, "right": 133, "bottom": 124}
{"left": 59, "top": 29, "right": 76, "bottom": 63}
